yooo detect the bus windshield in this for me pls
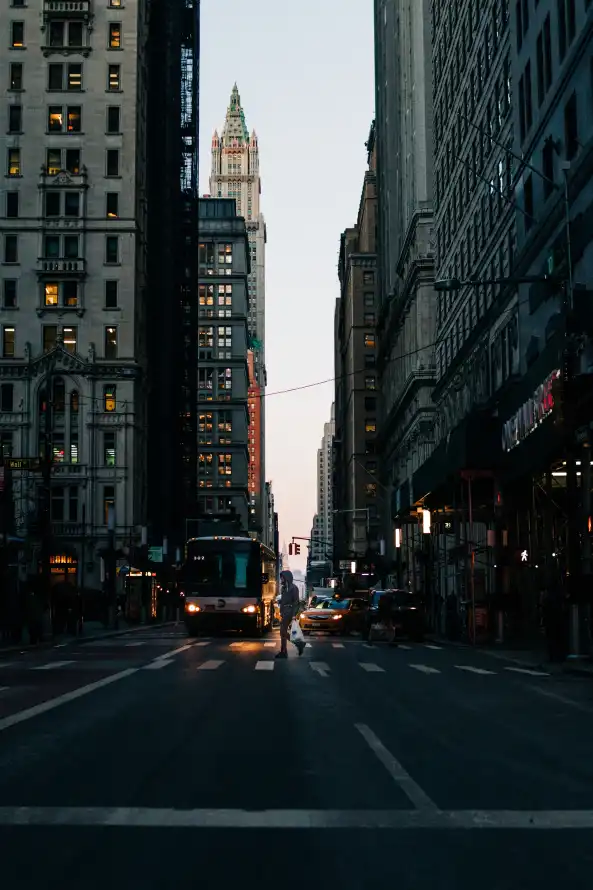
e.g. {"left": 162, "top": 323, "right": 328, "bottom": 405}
{"left": 180, "top": 541, "right": 261, "bottom": 595}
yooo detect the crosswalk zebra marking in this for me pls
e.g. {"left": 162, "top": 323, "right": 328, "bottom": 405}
{"left": 409, "top": 664, "right": 441, "bottom": 675}
{"left": 197, "top": 660, "right": 225, "bottom": 671}
{"left": 455, "top": 665, "right": 496, "bottom": 676}
{"left": 505, "top": 666, "right": 550, "bottom": 677}
{"left": 332, "top": 643, "right": 345, "bottom": 649}
{"left": 359, "top": 663, "right": 385, "bottom": 673}
{"left": 255, "top": 661, "right": 274, "bottom": 671}
{"left": 33, "top": 661, "right": 75, "bottom": 671}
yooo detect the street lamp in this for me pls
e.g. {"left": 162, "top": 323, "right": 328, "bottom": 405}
{"left": 434, "top": 275, "right": 559, "bottom": 293}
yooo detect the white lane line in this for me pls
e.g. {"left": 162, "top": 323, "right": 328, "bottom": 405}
{"left": 398, "top": 644, "right": 412, "bottom": 650}
{"left": 152, "top": 643, "right": 196, "bottom": 663}
{"left": 0, "top": 668, "right": 138, "bottom": 734}
{"left": 33, "top": 661, "right": 75, "bottom": 671}
{"left": 409, "top": 664, "right": 441, "bottom": 675}
{"left": 424, "top": 644, "right": 442, "bottom": 650}
{"left": 194, "top": 641, "right": 210, "bottom": 647}
{"left": 455, "top": 665, "right": 496, "bottom": 676}
{"left": 5, "top": 806, "right": 593, "bottom": 829}
{"left": 0, "top": 687, "right": 9, "bottom": 693}
{"left": 505, "top": 666, "right": 550, "bottom": 677}
{"left": 356, "top": 723, "right": 438, "bottom": 812}
{"left": 332, "top": 643, "right": 345, "bottom": 649}
{"left": 53, "top": 643, "right": 68, "bottom": 649}
{"left": 310, "top": 662, "right": 330, "bottom": 677}
{"left": 0, "top": 663, "right": 15, "bottom": 669}
{"left": 359, "top": 663, "right": 385, "bottom": 673}
{"left": 143, "top": 660, "right": 173, "bottom": 670}
{"left": 255, "top": 661, "right": 274, "bottom": 671}
{"left": 197, "top": 660, "right": 224, "bottom": 671}
{"left": 264, "top": 641, "right": 277, "bottom": 648}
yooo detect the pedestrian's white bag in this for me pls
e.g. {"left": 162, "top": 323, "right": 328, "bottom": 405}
{"left": 289, "top": 619, "right": 305, "bottom": 645}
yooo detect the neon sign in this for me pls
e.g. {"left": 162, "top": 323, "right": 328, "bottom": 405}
{"left": 502, "top": 369, "right": 560, "bottom": 452}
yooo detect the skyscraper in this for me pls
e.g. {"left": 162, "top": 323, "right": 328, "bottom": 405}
{"left": 210, "top": 85, "right": 266, "bottom": 534}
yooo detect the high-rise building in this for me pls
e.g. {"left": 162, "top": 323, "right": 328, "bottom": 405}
{"left": 210, "top": 85, "right": 267, "bottom": 533}
{"left": 310, "top": 405, "right": 335, "bottom": 563}
{"left": 333, "top": 128, "right": 379, "bottom": 568}
{"left": 195, "top": 198, "right": 250, "bottom": 536}
{"left": 373, "top": 1, "right": 436, "bottom": 589}
{"left": 0, "top": 0, "right": 198, "bottom": 596}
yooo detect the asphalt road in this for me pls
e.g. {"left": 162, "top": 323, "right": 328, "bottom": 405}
{"left": 1, "top": 627, "right": 593, "bottom": 888}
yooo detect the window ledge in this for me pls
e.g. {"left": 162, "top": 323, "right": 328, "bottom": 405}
{"left": 102, "top": 306, "right": 121, "bottom": 311}
{"left": 105, "top": 89, "right": 123, "bottom": 94}
{"left": 36, "top": 306, "right": 85, "bottom": 318}
{"left": 9, "top": 46, "right": 27, "bottom": 51}
{"left": 7, "top": 130, "right": 23, "bottom": 136}
{"left": 42, "top": 47, "right": 92, "bottom": 58}
{"left": 105, "top": 131, "right": 123, "bottom": 136}
{"left": 2, "top": 306, "right": 19, "bottom": 311}
{"left": 1, "top": 262, "right": 20, "bottom": 267}
{"left": 5, "top": 175, "right": 23, "bottom": 179}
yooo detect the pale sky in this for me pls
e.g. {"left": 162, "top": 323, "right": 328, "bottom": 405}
{"left": 199, "top": 0, "right": 375, "bottom": 571}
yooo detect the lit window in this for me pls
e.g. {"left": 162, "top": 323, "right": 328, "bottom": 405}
{"left": 11, "top": 22, "right": 24, "bottom": 48}
{"left": 45, "top": 283, "right": 59, "bottom": 306}
{"left": 108, "top": 23, "right": 122, "bottom": 49}
{"left": 7, "top": 148, "right": 21, "bottom": 176}
{"left": 103, "top": 486, "right": 115, "bottom": 525}
{"left": 108, "top": 64, "right": 120, "bottom": 90}
{"left": 67, "top": 64, "right": 82, "bottom": 90}
{"left": 62, "top": 326, "right": 77, "bottom": 353}
{"left": 365, "top": 420, "right": 376, "bottom": 433}
{"left": 106, "top": 192, "right": 119, "bottom": 218}
{"left": 48, "top": 106, "right": 64, "bottom": 132}
{"left": 67, "top": 106, "right": 81, "bottom": 132}
{"left": 104, "top": 326, "right": 117, "bottom": 359}
{"left": 2, "top": 326, "right": 15, "bottom": 357}
{"left": 104, "top": 385, "right": 116, "bottom": 412}
{"left": 364, "top": 332, "right": 375, "bottom": 348}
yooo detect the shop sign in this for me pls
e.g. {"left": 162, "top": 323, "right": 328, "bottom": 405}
{"left": 502, "top": 369, "right": 560, "bottom": 452}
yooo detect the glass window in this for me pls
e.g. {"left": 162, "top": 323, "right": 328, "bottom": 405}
{"left": 9, "top": 62, "right": 23, "bottom": 90}
{"left": 11, "top": 22, "right": 24, "bottom": 48}
{"left": 105, "top": 236, "right": 118, "bottom": 263}
{"left": 106, "top": 192, "right": 119, "bottom": 218}
{"left": 46, "top": 148, "right": 61, "bottom": 175}
{"left": 104, "top": 385, "right": 116, "bottom": 412}
{"left": 44, "top": 283, "right": 59, "bottom": 307}
{"left": 68, "top": 22, "right": 83, "bottom": 47}
{"left": 3, "top": 280, "right": 17, "bottom": 309}
{"left": 106, "top": 105, "right": 120, "bottom": 133}
{"left": 66, "top": 149, "right": 81, "bottom": 174}
{"left": 105, "top": 280, "right": 118, "bottom": 308}
{"left": 63, "top": 235, "right": 79, "bottom": 259}
{"left": 364, "top": 332, "right": 376, "bottom": 348}
{"left": 108, "top": 23, "right": 122, "bottom": 48}
{"left": 106, "top": 149, "right": 119, "bottom": 176}
{"left": 63, "top": 281, "right": 78, "bottom": 307}
{"left": 8, "top": 104, "right": 22, "bottom": 133}
{"left": 7, "top": 148, "right": 20, "bottom": 176}
{"left": 62, "top": 326, "right": 76, "bottom": 353}
{"left": 103, "top": 486, "right": 115, "bottom": 525}
{"left": 67, "top": 106, "right": 81, "bottom": 132}
{"left": 67, "top": 63, "right": 82, "bottom": 90}
{"left": 104, "top": 432, "right": 116, "bottom": 466}
{"left": 64, "top": 192, "right": 80, "bottom": 217}
{"left": 48, "top": 106, "right": 63, "bottom": 132}
{"left": 104, "top": 326, "right": 117, "bottom": 359}
{"left": 51, "top": 487, "right": 65, "bottom": 521}
{"left": 43, "top": 236, "right": 59, "bottom": 259}
{"left": 48, "top": 21, "right": 64, "bottom": 47}
{"left": 0, "top": 384, "right": 14, "bottom": 413}
{"left": 43, "top": 325, "right": 57, "bottom": 352}
{"left": 45, "top": 192, "right": 60, "bottom": 216}
{"left": 3, "top": 326, "right": 15, "bottom": 357}
{"left": 107, "top": 64, "right": 120, "bottom": 90}
{"left": 47, "top": 63, "right": 63, "bottom": 90}
{"left": 4, "top": 235, "right": 18, "bottom": 263}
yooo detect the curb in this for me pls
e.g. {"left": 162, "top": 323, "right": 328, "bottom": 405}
{"left": 0, "top": 620, "right": 179, "bottom": 658}
{"left": 431, "top": 636, "right": 593, "bottom": 677}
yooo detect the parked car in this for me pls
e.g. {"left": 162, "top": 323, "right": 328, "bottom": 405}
{"left": 363, "top": 589, "right": 426, "bottom": 641}
{"left": 299, "top": 597, "right": 368, "bottom": 635}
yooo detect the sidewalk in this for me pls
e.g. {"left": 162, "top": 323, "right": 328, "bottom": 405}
{"left": 0, "top": 619, "right": 179, "bottom": 657}
{"left": 432, "top": 635, "right": 593, "bottom": 677}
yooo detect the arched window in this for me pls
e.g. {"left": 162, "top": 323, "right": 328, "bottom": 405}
{"left": 69, "top": 389, "right": 79, "bottom": 464}
{"left": 53, "top": 377, "right": 65, "bottom": 414}
{"left": 70, "top": 390, "right": 79, "bottom": 414}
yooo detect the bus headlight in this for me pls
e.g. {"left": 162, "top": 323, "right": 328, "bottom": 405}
{"left": 242, "top": 605, "right": 257, "bottom": 614}
{"left": 186, "top": 603, "right": 201, "bottom": 613}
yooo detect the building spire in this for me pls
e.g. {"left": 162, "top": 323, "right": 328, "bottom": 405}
{"left": 222, "top": 83, "right": 250, "bottom": 145}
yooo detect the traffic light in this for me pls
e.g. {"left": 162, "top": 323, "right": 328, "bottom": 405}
{"left": 288, "top": 543, "right": 293, "bottom": 556}
{"left": 295, "top": 543, "right": 301, "bottom": 556}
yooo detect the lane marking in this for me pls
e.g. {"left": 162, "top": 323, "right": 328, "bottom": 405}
{"left": 230, "top": 642, "right": 244, "bottom": 648}
{"left": 33, "top": 661, "right": 75, "bottom": 671}
{"left": 0, "top": 663, "right": 15, "bottom": 669}
{"left": 455, "top": 665, "right": 496, "bottom": 676}
{"left": 255, "top": 661, "right": 274, "bottom": 671}
{"left": 409, "top": 664, "right": 440, "bottom": 675}
{"left": 3, "top": 806, "right": 593, "bottom": 829}
{"left": 124, "top": 642, "right": 145, "bottom": 648}
{"left": 0, "top": 668, "right": 138, "bottom": 733}
{"left": 197, "top": 660, "right": 224, "bottom": 671}
{"left": 529, "top": 685, "right": 593, "bottom": 714}
{"left": 0, "top": 687, "right": 9, "bottom": 693}
{"left": 505, "top": 667, "right": 550, "bottom": 677}
{"left": 158, "top": 643, "right": 195, "bottom": 658}
{"left": 355, "top": 723, "right": 438, "bottom": 812}
{"left": 194, "top": 641, "right": 210, "bottom": 647}
{"left": 143, "top": 660, "right": 173, "bottom": 670}
{"left": 264, "top": 641, "right": 277, "bottom": 648}
{"left": 362, "top": 644, "right": 374, "bottom": 650}
{"left": 424, "top": 644, "right": 442, "bottom": 650}
{"left": 398, "top": 644, "right": 412, "bottom": 650}
{"left": 332, "top": 643, "right": 345, "bottom": 649}
{"left": 310, "top": 662, "right": 330, "bottom": 677}
{"left": 305, "top": 643, "right": 312, "bottom": 648}
{"left": 53, "top": 643, "right": 68, "bottom": 649}
{"left": 359, "top": 663, "right": 385, "bottom": 673}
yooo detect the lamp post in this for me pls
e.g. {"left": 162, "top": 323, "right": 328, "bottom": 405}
{"left": 40, "top": 362, "right": 56, "bottom": 636}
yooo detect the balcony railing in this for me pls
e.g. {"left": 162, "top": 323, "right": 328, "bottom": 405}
{"left": 37, "top": 258, "right": 86, "bottom": 275}
{"left": 51, "top": 521, "right": 85, "bottom": 538}
{"left": 44, "top": 0, "right": 91, "bottom": 15}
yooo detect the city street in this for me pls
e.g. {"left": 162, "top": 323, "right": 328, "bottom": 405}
{"left": 0, "top": 627, "right": 593, "bottom": 888}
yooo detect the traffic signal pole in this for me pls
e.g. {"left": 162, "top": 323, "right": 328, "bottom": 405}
{"left": 40, "top": 369, "right": 54, "bottom": 636}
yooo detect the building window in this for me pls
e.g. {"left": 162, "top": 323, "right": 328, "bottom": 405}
{"left": 365, "top": 483, "right": 377, "bottom": 498}
{"left": 104, "top": 431, "right": 116, "bottom": 466}
{"left": 364, "top": 312, "right": 375, "bottom": 325}
{"left": 363, "top": 293, "right": 374, "bottom": 308}
{"left": 6, "top": 192, "right": 19, "bottom": 218}
{"left": 108, "top": 23, "right": 122, "bottom": 49}
{"left": 46, "top": 148, "right": 80, "bottom": 176}
{"left": 4, "top": 235, "right": 18, "bottom": 264}
{"left": 564, "top": 91, "right": 578, "bottom": 161}
{"left": 365, "top": 419, "right": 376, "bottom": 433}
{"left": 7, "top": 148, "right": 20, "bottom": 176}
{"left": 218, "top": 453, "right": 232, "bottom": 477}
{"left": 8, "top": 104, "right": 22, "bottom": 133}
{"left": 11, "top": 22, "right": 24, "bottom": 48}
{"left": 365, "top": 397, "right": 377, "bottom": 411}
{"left": 364, "top": 332, "right": 375, "bottom": 348}
{"left": 107, "top": 63, "right": 121, "bottom": 90}
{"left": 3, "top": 326, "right": 15, "bottom": 357}
{"left": 103, "top": 486, "right": 115, "bottom": 525}
{"left": 365, "top": 375, "right": 376, "bottom": 390}
{"left": 106, "top": 192, "right": 119, "bottom": 218}
{"left": 218, "top": 243, "right": 233, "bottom": 270}
{"left": 43, "top": 281, "right": 78, "bottom": 308}
{"left": 105, "top": 280, "right": 118, "bottom": 308}
{"left": 199, "top": 326, "right": 214, "bottom": 348}
{"left": 103, "top": 385, "right": 116, "bottom": 412}
{"left": 0, "top": 432, "right": 13, "bottom": 458}
{"left": 1, "top": 383, "right": 14, "bottom": 412}
{"left": 106, "top": 105, "right": 120, "bottom": 133}
{"left": 3, "top": 280, "right": 17, "bottom": 309}
{"left": 42, "top": 325, "right": 77, "bottom": 353}
{"left": 105, "top": 236, "right": 119, "bottom": 264}
{"left": 218, "top": 367, "right": 232, "bottom": 394}
{"left": 67, "top": 63, "right": 82, "bottom": 90}
{"left": 106, "top": 149, "right": 119, "bottom": 176}
{"left": 363, "top": 271, "right": 374, "bottom": 284}
{"left": 109, "top": 0, "right": 122, "bottom": 6}
{"left": 104, "top": 326, "right": 117, "bottom": 359}
{"left": 9, "top": 62, "right": 22, "bottom": 90}
{"left": 199, "top": 242, "right": 215, "bottom": 274}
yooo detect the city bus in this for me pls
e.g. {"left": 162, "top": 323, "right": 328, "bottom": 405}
{"left": 180, "top": 536, "right": 277, "bottom": 636}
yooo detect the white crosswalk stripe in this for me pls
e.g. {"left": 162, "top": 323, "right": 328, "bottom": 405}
{"left": 197, "top": 660, "right": 224, "bottom": 671}
{"left": 505, "top": 666, "right": 550, "bottom": 677}
{"left": 397, "top": 644, "right": 412, "bottom": 650}
{"left": 359, "top": 663, "right": 385, "bottom": 673}
{"left": 143, "top": 659, "right": 173, "bottom": 670}
{"left": 455, "top": 665, "right": 496, "bottom": 675}
{"left": 255, "top": 661, "right": 274, "bottom": 671}
{"left": 0, "top": 687, "right": 9, "bottom": 693}
{"left": 264, "top": 641, "right": 277, "bottom": 648}
{"left": 194, "top": 641, "right": 210, "bottom": 647}
{"left": 423, "top": 644, "right": 442, "bottom": 650}
{"left": 33, "top": 661, "right": 75, "bottom": 671}
{"left": 409, "top": 664, "right": 441, "bottom": 675}
{"left": 332, "top": 643, "right": 345, "bottom": 649}
{"left": 310, "top": 662, "right": 330, "bottom": 677}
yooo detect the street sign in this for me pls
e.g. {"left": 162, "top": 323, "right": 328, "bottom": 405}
{"left": 7, "top": 458, "right": 41, "bottom": 471}
{"left": 148, "top": 546, "right": 163, "bottom": 563}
